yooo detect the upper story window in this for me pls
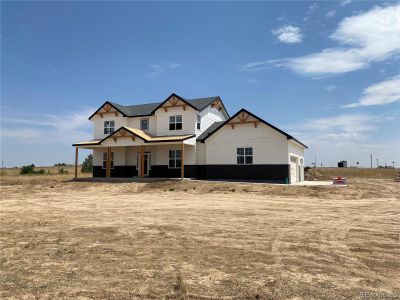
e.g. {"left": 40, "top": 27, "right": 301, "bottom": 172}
{"left": 169, "top": 115, "right": 182, "bottom": 130}
{"left": 140, "top": 118, "right": 149, "bottom": 131}
{"left": 196, "top": 114, "right": 201, "bottom": 130}
{"left": 237, "top": 147, "right": 253, "bottom": 165}
{"left": 104, "top": 121, "right": 115, "bottom": 134}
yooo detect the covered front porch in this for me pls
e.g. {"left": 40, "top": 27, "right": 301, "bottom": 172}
{"left": 73, "top": 126, "right": 196, "bottom": 180}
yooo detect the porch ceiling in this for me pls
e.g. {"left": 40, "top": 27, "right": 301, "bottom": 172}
{"left": 121, "top": 127, "right": 194, "bottom": 143}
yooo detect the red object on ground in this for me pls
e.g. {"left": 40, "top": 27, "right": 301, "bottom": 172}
{"left": 333, "top": 177, "right": 347, "bottom": 185}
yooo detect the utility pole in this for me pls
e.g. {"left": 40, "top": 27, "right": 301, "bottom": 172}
{"left": 370, "top": 154, "right": 372, "bottom": 168}
{"left": 314, "top": 155, "right": 317, "bottom": 169}
{"left": 393, "top": 161, "right": 395, "bottom": 168}
{"left": 376, "top": 158, "right": 379, "bottom": 168}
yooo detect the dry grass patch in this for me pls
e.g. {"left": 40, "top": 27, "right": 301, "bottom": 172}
{"left": 0, "top": 173, "right": 399, "bottom": 299}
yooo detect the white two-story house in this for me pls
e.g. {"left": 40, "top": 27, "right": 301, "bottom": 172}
{"left": 73, "top": 93, "right": 307, "bottom": 183}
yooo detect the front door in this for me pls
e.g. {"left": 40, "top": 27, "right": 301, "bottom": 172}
{"left": 137, "top": 152, "right": 151, "bottom": 176}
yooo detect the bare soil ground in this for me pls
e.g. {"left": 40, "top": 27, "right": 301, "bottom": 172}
{"left": 0, "top": 173, "right": 399, "bottom": 299}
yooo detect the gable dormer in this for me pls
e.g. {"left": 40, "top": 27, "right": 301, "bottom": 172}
{"left": 151, "top": 93, "right": 198, "bottom": 114}
{"left": 153, "top": 94, "right": 199, "bottom": 136}
{"left": 227, "top": 110, "right": 260, "bottom": 129}
{"left": 88, "top": 101, "right": 126, "bottom": 120}
{"left": 89, "top": 101, "right": 128, "bottom": 139}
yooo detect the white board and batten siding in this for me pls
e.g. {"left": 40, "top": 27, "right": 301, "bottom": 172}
{"left": 196, "top": 105, "right": 227, "bottom": 137}
{"left": 92, "top": 114, "right": 127, "bottom": 140}
{"left": 196, "top": 142, "right": 206, "bottom": 165}
{"left": 155, "top": 106, "right": 197, "bottom": 136}
{"left": 126, "top": 115, "right": 157, "bottom": 135}
{"left": 204, "top": 122, "right": 288, "bottom": 165}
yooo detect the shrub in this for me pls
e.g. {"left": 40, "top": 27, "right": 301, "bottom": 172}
{"left": 58, "top": 168, "right": 68, "bottom": 174}
{"left": 20, "top": 165, "right": 35, "bottom": 174}
{"left": 81, "top": 154, "right": 93, "bottom": 173}
{"left": 20, "top": 165, "right": 45, "bottom": 175}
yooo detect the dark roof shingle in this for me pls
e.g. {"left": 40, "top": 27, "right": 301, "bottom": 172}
{"left": 197, "top": 121, "right": 225, "bottom": 141}
{"left": 108, "top": 96, "right": 220, "bottom": 118}
{"left": 109, "top": 101, "right": 160, "bottom": 117}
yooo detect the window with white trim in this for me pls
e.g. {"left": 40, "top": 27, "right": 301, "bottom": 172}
{"left": 169, "top": 150, "right": 182, "bottom": 168}
{"left": 196, "top": 114, "right": 201, "bottom": 130}
{"left": 237, "top": 147, "right": 253, "bottom": 165}
{"left": 104, "top": 121, "right": 115, "bottom": 134}
{"left": 169, "top": 115, "right": 182, "bottom": 130}
{"left": 102, "top": 152, "right": 114, "bottom": 169}
{"left": 140, "top": 118, "right": 149, "bottom": 131}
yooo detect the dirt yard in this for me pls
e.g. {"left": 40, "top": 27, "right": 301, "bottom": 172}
{"left": 0, "top": 173, "right": 399, "bottom": 299}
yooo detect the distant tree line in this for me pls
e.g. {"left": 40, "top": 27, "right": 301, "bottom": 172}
{"left": 19, "top": 154, "right": 93, "bottom": 175}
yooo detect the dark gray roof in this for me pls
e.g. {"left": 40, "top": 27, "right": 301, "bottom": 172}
{"left": 109, "top": 101, "right": 160, "bottom": 117}
{"left": 197, "top": 121, "right": 225, "bottom": 141}
{"left": 108, "top": 96, "right": 219, "bottom": 117}
{"left": 185, "top": 97, "right": 220, "bottom": 111}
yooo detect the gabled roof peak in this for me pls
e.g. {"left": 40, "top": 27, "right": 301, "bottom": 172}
{"left": 89, "top": 94, "right": 228, "bottom": 120}
{"left": 199, "top": 108, "right": 307, "bottom": 149}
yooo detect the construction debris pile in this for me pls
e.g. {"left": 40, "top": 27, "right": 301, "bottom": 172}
{"left": 305, "top": 168, "right": 324, "bottom": 181}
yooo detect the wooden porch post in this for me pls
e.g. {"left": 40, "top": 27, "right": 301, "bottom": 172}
{"left": 106, "top": 147, "right": 111, "bottom": 178}
{"left": 140, "top": 145, "right": 145, "bottom": 178}
{"left": 181, "top": 142, "right": 184, "bottom": 180}
{"left": 74, "top": 147, "right": 78, "bottom": 179}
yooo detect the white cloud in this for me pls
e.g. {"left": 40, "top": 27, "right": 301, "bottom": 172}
{"left": 298, "top": 114, "right": 379, "bottom": 141}
{"left": 272, "top": 25, "right": 303, "bottom": 44}
{"left": 1, "top": 129, "right": 44, "bottom": 140}
{"left": 326, "top": 10, "right": 336, "bottom": 18}
{"left": 340, "top": 0, "right": 352, "bottom": 7}
{"left": 286, "top": 112, "right": 397, "bottom": 145}
{"left": 283, "top": 48, "right": 368, "bottom": 75}
{"left": 344, "top": 76, "right": 400, "bottom": 107}
{"left": 240, "top": 4, "right": 400, "bottom": 76}
{"left": 307, "top": 3, "right": 318, "bottom": 14}
{"left": 325, "top": 85, "right": 337, "bottom": 92}
{"left": 1, "top": 108, "right": 94, "bottom": 144}
{"left": 238, "top": 60, "right": 272, "bottom": 72}
{"left": 146, "top": 62, "right": 184, "bottom": 79}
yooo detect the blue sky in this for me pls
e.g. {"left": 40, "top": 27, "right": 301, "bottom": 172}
{"left": 1, "top": 1, "right": 399, "bottom": 167}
